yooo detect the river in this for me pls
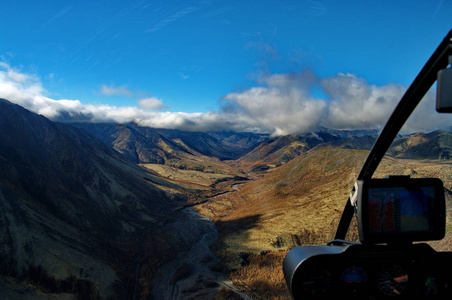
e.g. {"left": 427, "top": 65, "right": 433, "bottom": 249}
{"left": 150, "top": 208, "right": 252, "bottom": 300}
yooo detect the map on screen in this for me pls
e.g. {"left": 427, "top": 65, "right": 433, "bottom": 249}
{"left": 367, "top": 187, "right": 435, "bottom": 234}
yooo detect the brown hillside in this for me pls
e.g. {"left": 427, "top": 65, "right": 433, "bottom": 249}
{"left": 200, "top": 147, "right": 451, "bottom": 260}
{"left": 203, "top": 148, "right": 368, "bottom": 256}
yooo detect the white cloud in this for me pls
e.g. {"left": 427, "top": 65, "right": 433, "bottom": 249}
{"left": 222, "top": 84, "right": 327, "bottom": 136}
{"left": 217, "top": 70, "right": 329, "bottom": 135}
{"left": 320, "top": 73, "right": 451, "bottom": 133}
{"left": 137, "top": 97, "right": 168, "bottom": 110}
{"left": 0, "top": 62, "right": 449, "bottom": 136}
{"left": 322, "top": 73, "right": 405, "bottom": 130}
{"left": 0, "top": 62, "right": 46, "bottom": 108}
{"left": 402, "top": 90, "right": 451, "bottom": 133}
{"left": 100, "top": 84, "right": 133, "bottom": 97}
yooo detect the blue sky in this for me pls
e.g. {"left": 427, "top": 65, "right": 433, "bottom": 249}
{"left": 0, "top": 0, "right": 451, "bottom": 135}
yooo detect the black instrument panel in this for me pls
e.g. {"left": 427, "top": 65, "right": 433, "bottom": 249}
{"left": 284, "top": 243, "right": 452, "bottom": 299}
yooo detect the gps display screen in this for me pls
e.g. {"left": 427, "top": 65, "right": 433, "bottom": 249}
{"left": 357, "top": 178, "right": 445, "bottom": 244}
{"left": 367, "top": 186, "right": 435, "bottom": 234}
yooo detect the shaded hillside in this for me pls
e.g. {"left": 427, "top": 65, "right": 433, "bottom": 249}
{"left": 0, "top": 99, "right": 185, "bottom": 298}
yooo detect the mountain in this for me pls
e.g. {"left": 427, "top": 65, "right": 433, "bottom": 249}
{"left": 327, "top": 130, "right": 452, "bottom": 160}
{"left": 237, "top": 129, "right": 451, "bottom": 172}
{"left": 388, "top": 130, "right": 452, "bottom": 159}
{"left": 74, "top": 123, "right": 398, "bottom": 174}
{"left": 328, "top": 130, "right": 452, "bottom": 160}
{"left": 73, "top": 123, "right": 192, "bottom": 164}
{"left": 327, "top": 134, "right": 378, "bottom": 151}
{"left": 155, "top": 129, "right": 267, "bottom": 160}
{"left": 73, "top": 123, "right": 245, "bottom": 177}
{"left": 0, "top": 99, "right": 185, "bottom": 298}
{"left": 237, "top": 131, "right": 342, "bottom": 169}
{"left": 316, "top": 127, "right": 379, "bottom": 139}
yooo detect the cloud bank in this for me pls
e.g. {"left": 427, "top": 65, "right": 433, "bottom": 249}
{"left": 0, "top": 62, "right": 449, "bottom": 136}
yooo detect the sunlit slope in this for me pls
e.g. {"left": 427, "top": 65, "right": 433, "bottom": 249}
{"left": 203, "top": 147, "right": 450, "bottom": 257}
{"left": 206, "top": 147, "right": 366, "bottom": 254}
{"left": 236, "top": 132, "right": 341, "bottom": 169}
{"left": 140, "top": 163, "right": 241, "bottom": 190}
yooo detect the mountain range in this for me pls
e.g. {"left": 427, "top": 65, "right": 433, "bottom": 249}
{"left": 73, "top": 122, "right": 451, "bottom": 170}
{"left": 73, "top": 123, "right": 267, "bottom": 164}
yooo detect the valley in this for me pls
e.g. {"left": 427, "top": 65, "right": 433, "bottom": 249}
{"left": 0, "top": 99, "right": 450, "bottom": 299}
